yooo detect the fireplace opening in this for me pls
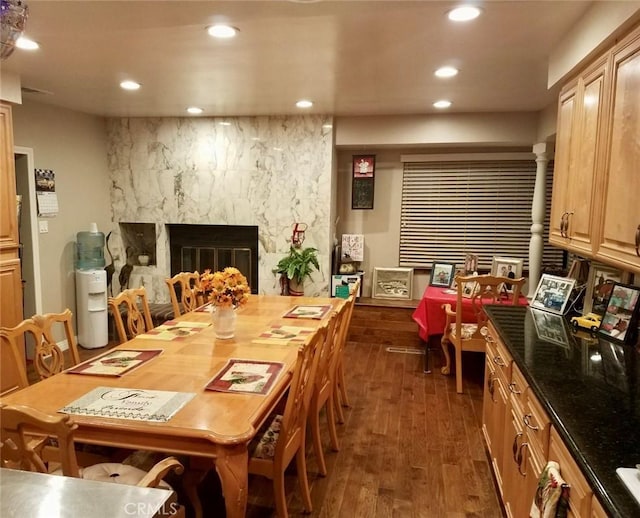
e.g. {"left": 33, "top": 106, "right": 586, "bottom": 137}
{"left": 167, "top": 224, "right": 258, "bottom": 294}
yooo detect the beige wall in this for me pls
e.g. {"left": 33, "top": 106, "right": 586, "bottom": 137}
{"left": 12, "top": 100, "right": 111, "bottom": 322}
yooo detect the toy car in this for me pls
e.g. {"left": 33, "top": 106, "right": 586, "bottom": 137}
{"left": 570, "top": 313, "right": 602, "bottom": 332}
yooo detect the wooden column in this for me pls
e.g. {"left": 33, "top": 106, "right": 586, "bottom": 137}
{"left": 528, "top": 142, "right": 548, "bottom": 299}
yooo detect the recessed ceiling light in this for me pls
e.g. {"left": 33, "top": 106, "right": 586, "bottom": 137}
{"left": 120, "top": 80, "right": 141, "bottom": 91}
{"left": 187, "top": 107, "right": 203, "bottom": 114}
{"left": 219, "top": 121, "right": 231, "bottom": 126}
{"left": 433, "top": 100, "right": 452, "bottom": 109}
{"left": 16, "top": 36, "right": 39, "bottom": 50}
{"left": 322, "top": 124, "right": 333, "bottom": 129}
{"left": 207, "top": 24, "right": 238, "bottom": 39}
{"left": 296, "top": 100, "right": 313, "bottom": 109}
{"left": 448, "top": 5, "right": 481, "bottom": 22}
{"left": 435, "top": 66, "right": 458, "bottom": 78}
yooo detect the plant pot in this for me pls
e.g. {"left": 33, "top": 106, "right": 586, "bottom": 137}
{"left": 288, "top": 278, "right": 304, "bottom": 296}
{"left": 212, "top": 306, "right": 236, "bottom": 339}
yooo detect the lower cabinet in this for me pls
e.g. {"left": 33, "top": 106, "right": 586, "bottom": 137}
{"left": 483, "top": 325, "right": 598, "bottom": 518}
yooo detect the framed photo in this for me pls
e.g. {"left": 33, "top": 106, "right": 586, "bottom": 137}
{"left": 491, "top": 256, "right": 523, "bottom": 279}
{"left": 598, "top": 282, "right": 640, "bottom": 344}
{"left": 429, "top": 262, "right": 456, "bottom": 288}
{"left": 352, "top": 154, "right": 375, "bottom": 210}
{"left": 464, "top": 253, "right": 478, "bottom": 274}
{"left": 583, "top": 263, "right": 627, "bottom": 315}
{"left": 372, "top": 267, "right": 413, "bottom": 299}
{"left": 461, "top": 277, "right": 480, "bottom": 298}
{"left": 531, "top": 274, "right": 576, "bottom": 315}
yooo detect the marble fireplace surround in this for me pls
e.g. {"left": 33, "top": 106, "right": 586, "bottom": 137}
{"left": 106, "top": 115, "right": 334, "bottom": 303}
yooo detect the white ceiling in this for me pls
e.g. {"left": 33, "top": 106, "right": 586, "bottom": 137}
{"left": 2, "top": 0, "right": 595, "bottom": 118}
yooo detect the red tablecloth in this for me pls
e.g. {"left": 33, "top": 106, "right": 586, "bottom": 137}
{"left": 411, "top": 285, "right": 528, "bottom": 341}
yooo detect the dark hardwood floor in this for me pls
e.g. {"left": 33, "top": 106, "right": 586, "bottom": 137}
{"left": 30, "top": 304, "right": 504, "bottom": 517}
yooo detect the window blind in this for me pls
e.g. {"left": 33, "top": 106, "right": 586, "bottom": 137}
{"left": 399, "top": 160, "right": 563, "bottom": 270}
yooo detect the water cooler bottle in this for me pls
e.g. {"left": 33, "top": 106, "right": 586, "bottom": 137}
{"left": 75, "top": 223, "right": 108, "bottom": 349}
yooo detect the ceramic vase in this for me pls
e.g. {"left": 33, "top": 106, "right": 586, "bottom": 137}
{"left": 212, "top": 306, "right": 236, "bottom": 339}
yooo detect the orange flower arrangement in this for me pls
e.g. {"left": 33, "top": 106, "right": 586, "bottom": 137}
{"left": 199, "top": 267, "right": 250, "bottom": 309}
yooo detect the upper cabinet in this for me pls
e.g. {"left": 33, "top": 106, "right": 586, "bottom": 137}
{"left": 550, "top": 23, "right": 640, "bottom": 274}
{"left": 595, "top": 26, "right": 640, "bottom": 272}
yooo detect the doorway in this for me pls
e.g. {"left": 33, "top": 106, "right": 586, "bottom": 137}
{"left": 14, "top": 146, "right": 42, "bottom": 326}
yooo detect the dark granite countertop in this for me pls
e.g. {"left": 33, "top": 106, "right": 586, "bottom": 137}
{"left": 486, "top": 305, "right": 640, "bottom": 518}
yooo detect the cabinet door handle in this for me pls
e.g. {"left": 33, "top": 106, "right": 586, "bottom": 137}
{"left": 493, "top": 355, "right": 506, "bottom": 367}
{"left": 508, "top": 382, "right": 522, "bottom": 395}
{"left": 517, "top": 442, "right": 529, "bottom": 476}
{"left": 523, "top": 413, "right": 539, "bottom": 431}
{"left": 487, "top": 373, "right": 496, "bottom": 402}
{"left": 560, "top": 212, "right": 568, "bottom": 238}
{"left": 512, "top": 431, "right": 523, "bottom": 462}
{"left": 635, "top": 224, "right": 640, "bottom": 257}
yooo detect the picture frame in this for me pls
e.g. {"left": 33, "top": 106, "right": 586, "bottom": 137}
{"left": 429, "top": 262, "right": 456, "bottom": 288}
{"left": 583, "top": 263, "right": 627, "bottom": 315}
{"left": 372, "top": 267, "right": 413, "bottom": 299}
{"left": 491, "top": 256, "right": 523, "bottom": 280}
{"left": 598, "top": 282, "right": 640, "bottom": 344}
{"left": 531, "top": 274, "right": 576, "bottom": 315}
{"left": 461, "top": 277, "right": 480, "bottom": 298}
{"left": 351, "top": 154, "right": 375, "bottom": 210}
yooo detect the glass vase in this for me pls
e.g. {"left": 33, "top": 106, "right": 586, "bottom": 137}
{"left": 212, "top": 306, "right": 236, "bottom": 339}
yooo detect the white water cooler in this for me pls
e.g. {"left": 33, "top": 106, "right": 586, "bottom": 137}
{"left": 75, "top": 269, "right": 108, "bottom": 349}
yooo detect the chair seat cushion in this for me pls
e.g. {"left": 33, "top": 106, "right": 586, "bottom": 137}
{"left": 449, "top": 323, "right": 478, "bottom": 340}
{"left": 53, "top": 463, "right": 171, "bottom": 489}
{"left": 250, "top": 414, "right": 283, "bottom": 460}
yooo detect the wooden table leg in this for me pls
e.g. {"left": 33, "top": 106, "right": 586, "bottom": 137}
{"left": 216, "top": 444, "right": 249, "bottom": 518}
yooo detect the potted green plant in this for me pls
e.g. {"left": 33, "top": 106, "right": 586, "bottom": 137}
{"left": 273, "top": 246, "right": 320, "bottom": 296}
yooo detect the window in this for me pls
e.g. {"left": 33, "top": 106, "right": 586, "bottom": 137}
{"left": 399, "top": 158, "right": 563, "bottom": 271}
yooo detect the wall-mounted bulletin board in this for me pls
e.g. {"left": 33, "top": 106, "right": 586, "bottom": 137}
{"left": 352, "top": 155, "right": 375, "bottom": 209}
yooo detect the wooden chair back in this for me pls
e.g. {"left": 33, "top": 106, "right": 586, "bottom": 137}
{"left": 277, "top": 322, "right": 326, "bottom": 465}
{"left": 31, "top": 309, "right": 81, "bottom": 380}
{"left": 334, "top": 282, "right": 358, "bottom": 420}
{"left": 0, "top": 403, "right": 79, "bottom": 476}
{"left": 0, "top": 322, "right": 32, "bottom": 396}
{"left": 165, "top": 271, "right": 202, "bottom": 317}
{"left": 108, "top": 287, "right": 154, "bottom": 344}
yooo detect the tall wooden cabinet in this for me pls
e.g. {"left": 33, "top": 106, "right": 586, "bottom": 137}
{"left": 550, "top": 23, "right": 640, "bottom": 273}
{"left": 0, "top": 101, "right": 25, "bottom": 394}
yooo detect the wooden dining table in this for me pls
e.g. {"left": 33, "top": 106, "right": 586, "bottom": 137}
{"left": 0, "top": 295, "right": 341, "bottom": 518}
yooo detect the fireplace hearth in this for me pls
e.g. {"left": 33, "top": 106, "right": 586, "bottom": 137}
{"left": 167, "top": 224, "right": 258, "bottom": 294}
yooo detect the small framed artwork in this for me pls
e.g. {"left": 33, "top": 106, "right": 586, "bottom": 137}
{"left": 464, "top": 253, "right": 478, "bottom": 274}
{"left": 531, "top": 274, "right": 576, "bottom": 315}
{"left": 461, "top": 278, "right": 480, "bottom": 298}
{"left": 598, "top": 282, "right": 640, "bottom": 344}
{"left": 372, "top": 267, "right": 413, "bottom": 299}
{"left": 429, "top": 262, "right": 456, "bottom": 288}
{"left": 352, "top": 154, "right": 375, "bottom": 210}
{"left": 583, "top": 263, "right": 628, "bottom": 315}
{"left": 491, "top": 257, "right": 523, "bottom": 280}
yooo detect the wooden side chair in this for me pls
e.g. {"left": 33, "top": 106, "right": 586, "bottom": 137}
{"left": 441, "top": 274, "right": 526, "bottom": 394}
{"left": 308, "top": 305, "right": 345, "bottom": 476}
{"left": 0, "top": 403, "right": 184, "bottom": 490}
{"left": 248, "top": 322, "right": 327, "bottom": 518}
{"left": 165, "top": 271, "right": 202, "bottom": 317}
{"left": 108, "top": 286, "right": 154, "bottom": 344}
{"left": 30, "top": 309, "right": 81, "bottom": 380}
{"left": 334, "top": 281, "right": 359, "bottom": 423}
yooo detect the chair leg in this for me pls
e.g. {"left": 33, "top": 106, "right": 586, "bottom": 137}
{"left": 333, "top": 385, "right": 345, "bottom": 424}
{"left": 309, "top": 402, "right": 327, "bottom": 476}
{"left": 325, "top": 396, "right": 340, "bottom": 452}
{"left": 337, "top": 361, "right": 350, "bottom": 407}
{"left": 440, "top": 335, "right": 452, "bottom": 375}
{"left": 182, "top": 470, "right": 204, "bottom": 518}
{"left": 455, "top": 345, "right": 463, "bottom": 394}
{"left": 273, "top": 469, "right": 289, "bottom": 518}
{"left": 296, "top": 446, "right": 313, "bottom": 513}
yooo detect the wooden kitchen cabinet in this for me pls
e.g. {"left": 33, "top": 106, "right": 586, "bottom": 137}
{"left": 595, "top": 25, "right": 640, "bottom": 272}
{"left": 550, "top": 22, "right": 640, "bottom": 274}
{"left": 550, "top": 55, "right": 609, "bottom": 257}
{"left": 0, "top": 101, "right": 25, "bottom": 395}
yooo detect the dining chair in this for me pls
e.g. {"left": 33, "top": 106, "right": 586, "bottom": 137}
{"left": 108, "top": 286, "right": 154, "bottom": 344}
{"left": 308, "top": 305, "right": 344, "bottom": 476}
{"left": 29, "top": 309, "right": 81, "bottom": 380}
{"left": 248, "top": 322, "right": 327, "bottom": 518}
{"left": 0, "top": 403, "right": 185, "bottom": 493}
{"left": 165, "top": 271, "right": 202, "bottom": 317}
{"left": 441, "top": 274, "right": 526, "bottom": 394}
{"left": 334, "top": 280, "right": 359, "bottom": 424}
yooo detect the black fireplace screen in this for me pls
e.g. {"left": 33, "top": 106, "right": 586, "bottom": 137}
{"left": 167, "top": 224, "right": 258, "bottom": 294}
